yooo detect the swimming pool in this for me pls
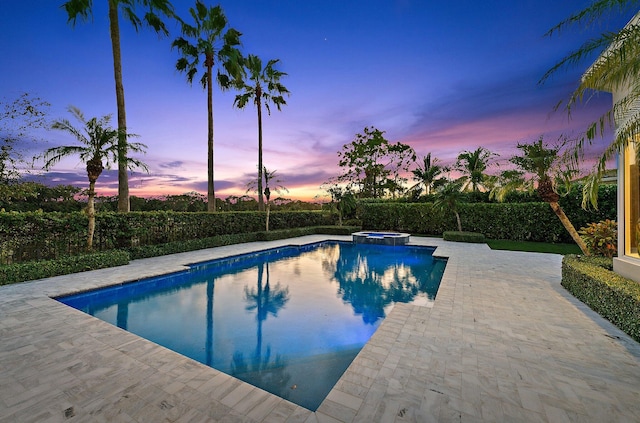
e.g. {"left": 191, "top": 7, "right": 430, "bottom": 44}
{"left": 57, "top": 241, "right": 446, "bottom": 411}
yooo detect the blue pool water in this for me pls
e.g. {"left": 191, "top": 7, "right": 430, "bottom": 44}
{"left": 57, "top": 241, "right": 446, "bottom": 410}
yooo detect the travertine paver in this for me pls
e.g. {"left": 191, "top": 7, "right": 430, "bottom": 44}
{"left": 1, "top": 235, "right": 639, "bottom": 422}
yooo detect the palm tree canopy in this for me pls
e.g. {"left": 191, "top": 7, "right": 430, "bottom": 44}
{"left": 510, "top": 138, "right": 559, "bottom": 180}
{"left": 542, "top": 1, "right": 640, "bottom": 207}
{"left": 44, "top": 106, "right": 147, "bottom": 174}
{"left": 410, "top": 153, "right": 448, "bottom": 194}
{"left": 233, "top": 55, "right": 290, "bottom": 113}
{"left": 62, "top": 0, "right": 175, "bottom": 34}
{"left": 455, "top": 147, "right": 497, "bottom": 191}
{"left": 172, "top": 2, "right": 243, "bottom": 89}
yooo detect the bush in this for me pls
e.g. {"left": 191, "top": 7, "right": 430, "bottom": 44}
{"left": 579, "top": 219, "right": 617, "bottom": 257}
{"left": 443, "top": 231, "right": 486, "bottom": 243}
{"left": 359, "top": 200, "right": 616, "bottom": 243}
{"left": 562, "top": 255, "right": 640, "bottom": 342}
{"left": 1, "top": 210, "right": 335, "bottom": 264}
{"left": 0, "top": 250, "right": 130, "bottom": 285}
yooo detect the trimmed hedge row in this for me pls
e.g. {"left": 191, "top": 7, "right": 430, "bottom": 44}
{"left": 0, "top": 250, "right": 130, "bottom": 286}
{"left": 0, "top": 210, "right": 334, "bottom": 264}
{"left": 443, "top": 231, "right": 486, "bottom": 243}
{"left": 562, "top": 255, "right": 640, "bottom": 342}
{"left": 360, "top": 201, "right": 616, "bottom": 243}
{"left": 1, "top": 226, "right": 360, "bottom": 284}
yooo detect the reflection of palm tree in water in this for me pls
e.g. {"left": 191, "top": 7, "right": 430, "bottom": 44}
{"left": 206, "top": 278, "right": 214, "bottom": 366}
{"left": 233, "top": 261, "right": 291, "bottom": 393}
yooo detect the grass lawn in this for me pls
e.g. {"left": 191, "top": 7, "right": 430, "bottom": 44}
{"left": 486, "top": 239, "right": 582, "bottom": 255}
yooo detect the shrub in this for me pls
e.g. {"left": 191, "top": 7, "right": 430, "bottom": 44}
{"left": 562, "top": 255, "right": 640, "bottom": 342}
{"left": 443, "top": 231, "right": 486, "bottom": 243}
{"left": 0, "top": 250, "right": 130, "bottom": 285}
{"left": 579, "top": 219, "right": 618, "bottom": 257}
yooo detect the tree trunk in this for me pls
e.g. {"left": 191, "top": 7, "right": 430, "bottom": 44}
{"left": 548, "top": 201, "right": 590, "bottom": 255}
{"left": 455, "top": 211, "right": 462, "bottom": 232}
{"left": 108, "top": 1, "right": 130, "bottom": 213}
{"left": 206, "top": 52, "right": 216, "bottom": 212}
{"left": 256, "top": 87, "right": 264, "bottom": 212}
{"left": 87, "top": 180, "right": 96, "bottom": 251}
{"left": 266, "top": 201, "right": 270, "bottom": 231}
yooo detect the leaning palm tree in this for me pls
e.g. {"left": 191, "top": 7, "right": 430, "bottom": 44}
{"left": 173, "top": 1, "right": 243, "bottom": 212}
{"left": 541, "top": 1, "right": 640, "bottom": 207}
{"left": 43, "top": 106, "right": 147, "bottom": 250}
{"left": 233, "top": 55, "right": 290, "bottom": 211}
{"left": 510, "top": 137, "right": 590, "bottom": 255}
{"left": 455, "top": 147, "right": 497, "bottom": 192}
{"left": 410, "top": 153, "right": 448, "bottom": 195}
{"left": 62, "top": 0, "right": 174, "bottom": 213}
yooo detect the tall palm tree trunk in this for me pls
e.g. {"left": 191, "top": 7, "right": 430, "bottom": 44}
{"left": 548, "top": 201, "right": 590, "bottom": 255}
{"left": 108, "top": 1, "right": 130, "bottom": 213}
{"left": 454, "top": 211, "right": 462, "bottom": 232}
{"left": 257, "top": 92, "right": 264, "bottom": 211}
{"left": 206, "top": 53, "right": 216, "bottom": 212}
{"left": 87, "top": 179, "right": 97, "bottom": 251}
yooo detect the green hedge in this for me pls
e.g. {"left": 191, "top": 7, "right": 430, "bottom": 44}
{"left": 443, "top": 231, "right": 486, "bottom": 243}
{"left": 562, "top": 255, "right": 640, "bottom": 342}
{"left": 0, "top": 225, "right": 356, "bottom": 284}
{"left": 0, "top": 250, "right": 130, "bottom": 285}
{"left": 360, "top": 201, "right": 615, "bottom": 243}
{"left": 1, "top": 210, "right": 334, "bottom": 264}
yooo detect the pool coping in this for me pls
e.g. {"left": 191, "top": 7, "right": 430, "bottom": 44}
{"left": 2, "top": 235, "right": 640, "bottom": 422}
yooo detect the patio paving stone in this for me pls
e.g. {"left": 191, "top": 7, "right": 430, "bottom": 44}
{"left": 1, "top": 235, "right": 639, "bottom": 422}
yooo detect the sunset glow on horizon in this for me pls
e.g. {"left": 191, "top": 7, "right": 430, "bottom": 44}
{"left": 1, "top": 1, "right": 631, "bottom": 202}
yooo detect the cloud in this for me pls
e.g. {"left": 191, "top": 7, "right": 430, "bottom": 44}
{"left": 159, "top": 161, "right": 184, "bottom": 169}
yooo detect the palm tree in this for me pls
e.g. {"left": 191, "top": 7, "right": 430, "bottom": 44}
{"left": 246, "top": 167, "right": 288, "bottom": 231}
{"left": 43, "top": 106, "right": 147, "bottom": 250}
{"left": 172, "top": 1, "right": 243, "bottom": 212}
{"left": 433, "top": 180, "right": 465, "bottom": 232}
{"left": 62, "top": 0, "right": 174, "bottom": 213}
{"left": 541, "top": 1, "right": 640, "bottom": 207}
{"left": 410, "top": 153, "right": 448, "bottom": 195}
{"left": 455, "top": 147, "right": 497, "bottom": 192}
{"left": 233, "top": 55, "right": 290, "bottom": 211}
{"left": 510, "top": 137, "right": 590, "bottom": 255}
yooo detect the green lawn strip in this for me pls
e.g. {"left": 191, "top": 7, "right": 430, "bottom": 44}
{"left": 486, "top": 239, "right": 582, "bottom": 255}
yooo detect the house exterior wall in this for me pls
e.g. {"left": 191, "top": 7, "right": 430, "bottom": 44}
{"left": 610, "top": 88, "right": 640, "bottom": 283}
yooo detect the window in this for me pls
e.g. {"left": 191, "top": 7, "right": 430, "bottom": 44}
{"left": 624, "top": 140, "right": 640, "bottom": 257}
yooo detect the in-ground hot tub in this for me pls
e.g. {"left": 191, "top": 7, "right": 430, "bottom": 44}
{"left": 352, "top": 231, "right": 410, "bottom": 245}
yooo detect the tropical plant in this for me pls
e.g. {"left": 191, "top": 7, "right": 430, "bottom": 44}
{"left": 338, "top": 127, "right": 416, "bottom": 198}
{"left": 509, "top": 137, "right": 590, "bottom": 255}
{"left": 541, "top": 0, "right": 640, "bottom": 208}
{"left": 246, "top": 167, "right": 288, "bottom": 231}
{"left": 173, "top": 1, "right": 243, "bottom": 212}
{"left": 579, "top": 219, "right": 618, "bottom": 257}
{"left": 62, "top": 0, "right": 174, "bottom": 213}
{"left": 321, "top": 180, "right": 357, "bottom": 226}
{"left": 233, "top": 55, "right": 290, "bottom": 211}
{"left": 455, "top": 146, "right": 498, "bottom": 192}
{"left": 433, "top": 180, "right": 465, "bottom": 232}
{"left": 410, "top": 153, "right": 449, "bottom": 196}
{"left": 43, "top": 106, "right": 147, "bottom": 250}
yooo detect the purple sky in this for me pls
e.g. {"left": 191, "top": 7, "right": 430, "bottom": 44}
{"left": 1, "top": 1, "right": 633, "bottom": 201}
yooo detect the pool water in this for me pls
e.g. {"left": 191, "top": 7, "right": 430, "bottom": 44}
{"left": 58, "top": 241, "right": 446, "bottom": 411}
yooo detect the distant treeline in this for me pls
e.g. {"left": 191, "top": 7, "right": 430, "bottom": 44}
{"left": 0, "top": 182, "right": 323, "bottom": 212}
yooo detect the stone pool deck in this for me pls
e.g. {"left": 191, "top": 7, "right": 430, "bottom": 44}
{"left": 1, "top": 235, "right": 639, "bottom": 422}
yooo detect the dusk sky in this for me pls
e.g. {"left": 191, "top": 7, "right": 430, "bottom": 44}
{"left": 1, "top": 1, "right": 634, "bottom": 202}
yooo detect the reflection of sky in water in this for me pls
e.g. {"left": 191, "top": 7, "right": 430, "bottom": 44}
{"left": 59, "top": 242, "right": 446, "bottom": 410}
